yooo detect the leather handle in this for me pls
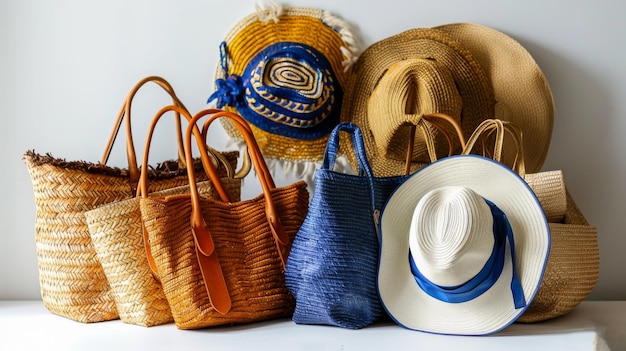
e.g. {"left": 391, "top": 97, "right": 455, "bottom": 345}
{"left": 404, "top": 113, "right": 466, "bottom": 175}
{"left": 462, "top": 119, "right": 526, "bottom": 177}
{"left": 101, "top": 76, "right": 189, "bottom": 192}
{"left": 185, "top": 109, "right": 290, "bottom": 260}
{"left": 137, "top": 105, "right": 234, "bottom": 279}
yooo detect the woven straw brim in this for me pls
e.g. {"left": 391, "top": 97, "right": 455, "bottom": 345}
{"left": 340, "top": 28, "right": 495, "bottom": 177}
{"left": 23, "top": 150, "right": 238, "bottom": 323}
{"left": 218, "top": 7, "right": 350, "bottom": 162}
{"left": 517, "top": 188, "right": 599, "bottom": 323}
{"left": 140, "top": 181, "right": 308, "bottom": 329}
{"left": 435, "top": 23, "right": 554, "bottom": 174}
{"left": 85, "top": 179, "right": 241, "bottom": 327}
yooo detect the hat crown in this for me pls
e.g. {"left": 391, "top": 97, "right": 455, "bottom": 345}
{"left": 368, "top": 58, "right": 463, "bottom": 163}
{"left": 409, "top": 186, "right": 495, "bottom": 286}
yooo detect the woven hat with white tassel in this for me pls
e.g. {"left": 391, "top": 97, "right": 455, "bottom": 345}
{"left": 207, "top": 1, "right": 359, "bottom": 182}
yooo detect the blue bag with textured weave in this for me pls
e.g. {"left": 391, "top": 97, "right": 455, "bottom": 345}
{"left": 285, "top": 122, "right": 407, "bottom": 329}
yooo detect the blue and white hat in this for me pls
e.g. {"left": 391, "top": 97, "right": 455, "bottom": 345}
{"left": 378, "top": 155, "right": 550, "bottom": 335}
{"left": 208, "top": 2, "right": 359, "bottom": 180}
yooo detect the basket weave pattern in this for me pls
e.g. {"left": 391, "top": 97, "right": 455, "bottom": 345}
{"left": 23, "top": 151, "right": 237, "bottom": 323}
{"left": 140, "top": 182, "right": 308, "bottom": 329}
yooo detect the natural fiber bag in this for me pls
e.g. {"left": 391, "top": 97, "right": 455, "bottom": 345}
{"left": 140, "top": 110, "right": 309, "bottom": 329}
{"left": 462, "top": 119, "right": 599, "bottom": 322}
{"left": 23, "top": 76, "right": 230, "bottom": 323}
{"left": 285, "top": 114, "right": 466, "bottom": 329}
{"left": 84, "top": 105, "right": 244, "bottom": 327}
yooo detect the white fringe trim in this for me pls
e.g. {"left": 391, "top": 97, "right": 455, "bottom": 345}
{"left": 320, "top": 10, "right": 361, "bottom": 72}
{"left": 255, "top": 0, "right": 283, "bottom": 23}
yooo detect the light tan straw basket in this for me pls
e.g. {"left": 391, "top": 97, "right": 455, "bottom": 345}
{"left": 23, "top": 76, "right": 236, "bottom": 323}
{"left": 462, "top": 119, "right": 599, "bottom": 322}
{"left": 84, "top": 106, "right": 244, "bottom": 327}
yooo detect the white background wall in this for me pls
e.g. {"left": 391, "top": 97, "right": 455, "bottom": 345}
{"left": 1, "top": 0, "right": 624, "bottom": 301}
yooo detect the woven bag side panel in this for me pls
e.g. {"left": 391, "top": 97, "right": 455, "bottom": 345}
{"left": 85, "top": 179, "right": 241, "bottom": 327}
{"left": 517, "top": 189, "right": 599, "bottom": 323}
{"left": 285, "top": 170, "right": 406, "bottom": 329}
{"left": 24, "top": 159, "right": 128, "bottom": 322}
{"left": 140, "top": 181, "right": 308, "bottom": 330}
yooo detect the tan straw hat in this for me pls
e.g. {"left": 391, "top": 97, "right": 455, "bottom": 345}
{"left": 378, "top": 155, "right": 550, "bottom": 335}
{"left": 208, "top": 1, "right": 359, "bottom": 180}
{"left": 435, "top": 23, "right": 555, "bottom": 173}
{"left": 341, "top": 27, "right": 495, "bottom": 176}
{"left": 342, "top": 24, "right": 554, "bottom": 176}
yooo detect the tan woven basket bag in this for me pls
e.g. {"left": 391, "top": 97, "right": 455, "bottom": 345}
{"left": 462, "top": 119, "right": 599, "bottom": 322}
{"left": 84, "top": 105, "right": 246, "bottom": 327}
{"left": 140, "top": 110, "right": 309, "bottom": 329}
{"left": 23, "top": 76, "right": 237, "bottom": 323}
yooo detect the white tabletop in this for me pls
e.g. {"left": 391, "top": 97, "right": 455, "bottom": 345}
{"left": 1, "top": 300, "right": 623, "bottom": 351}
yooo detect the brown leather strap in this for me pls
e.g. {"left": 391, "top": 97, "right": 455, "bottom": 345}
{"left": 404, "top": 113, "right": 467, "bottom": 175}
{"left": 100, "top": 76, "right": 189, "bottom": 192}
{"left": 137, "top": 104, "right": 234, "bottom": 279}
{"left": 183, "top": 110, "right": 291, "bottom": 314}
{"left": 462, "top": 119, "right": 526, "bottom": 177}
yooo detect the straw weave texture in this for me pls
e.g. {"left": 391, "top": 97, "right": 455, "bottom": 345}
{"left": 218, "top": 7, "right": 351, "bottom": 163}
{"left": 517, "top": 189, "right": 599, "bottom": 323}
{"left": 140, "top": 181, "right": 309, "bottom": 329}
{"left": 23, "top": 150, "right": 237, "bottom": 323}
{"left": 85, "top": 178, "right": 241, "bottom": 327}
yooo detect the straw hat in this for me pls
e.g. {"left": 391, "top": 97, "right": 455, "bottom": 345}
{"left": 342, "top": 24, "right": 554, "bottom": 176}
{"left": 435, "top": 23, "right": 554, "bottom": 173}
{"left": 378, "top": 155, "right": 550, "bottom": 335}
{"left": 208, "top": 1, "right": 359, "bottom": 179}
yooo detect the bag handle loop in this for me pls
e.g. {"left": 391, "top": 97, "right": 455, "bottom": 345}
{"left": 183, "top": 110, "right": 291, "bottom": 315}
{"left": 404, "top": 113, "right": 467, "bottom": 175}
{"left": 101, "top": 76, "right": 189, "bottom": 192}
{"left": 138, "top": 105, "right": 237, "bottom": 281}
{"left": 462, "top": 119, "right": 526, "bottom": 177}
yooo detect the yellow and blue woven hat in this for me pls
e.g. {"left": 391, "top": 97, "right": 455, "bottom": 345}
{"left": 208, "top": 2, "right": 359, "bottom": 180}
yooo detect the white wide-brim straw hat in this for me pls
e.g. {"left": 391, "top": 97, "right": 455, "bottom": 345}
{"left": 378, "top": 155, "right": 550, "bottom": 335}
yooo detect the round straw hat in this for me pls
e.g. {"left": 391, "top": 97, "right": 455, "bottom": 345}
{"left": 208, "top": 2, "right": 359, "bottom": 178}
{"left": 341, "top": 27, "right": 495, "bottom": 177}
{"left": 378, "top": 155, "right": 550, "bottom": 335}
{"left": 435, "top": 23, "right": 554, "bottom": 173}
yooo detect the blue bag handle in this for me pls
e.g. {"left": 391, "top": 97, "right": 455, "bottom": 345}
{"left": 322, "top": 122, "right": 377, "bottom": 214}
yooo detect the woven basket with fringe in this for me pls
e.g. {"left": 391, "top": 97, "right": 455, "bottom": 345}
{"left": 83, "top": 105, "right": 245, "bottom": 327}
{"left": 22, "top": 75, "right": 235, "bottom": 323}
{"left": 23, "top": 150, "right": 238, "bottom": 323}
{"left": 140, "top": 110, "right": 309, "bottom": 329}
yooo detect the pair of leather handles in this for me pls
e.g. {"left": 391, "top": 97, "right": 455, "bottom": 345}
{"left": 100, "top": 76, "right": 251, "bottom": 192}
{"left": 403, "top": 114, "right": 525, "bottom": 177}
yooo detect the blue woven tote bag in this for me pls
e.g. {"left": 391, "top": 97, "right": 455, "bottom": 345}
{"left": 285, "top": 122, "right": 408, "bottom": 329}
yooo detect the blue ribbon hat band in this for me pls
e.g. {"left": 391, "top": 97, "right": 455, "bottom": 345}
{"left": 409, "top": 198, "right": 527, "bottom": 309}
{"left": 209, "top": 41, "right": 342, "bottom": 140}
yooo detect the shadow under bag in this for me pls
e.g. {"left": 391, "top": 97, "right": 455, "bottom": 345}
{"left": 285, "top": 122, "right": 408, "bottom": 329}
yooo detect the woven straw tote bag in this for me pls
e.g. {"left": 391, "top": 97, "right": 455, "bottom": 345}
{"left": 285, "top": 114, "right": 466, "bottom": 329}
{"left": 139, "top": 110, "right": 309, "bottom": 329}
{"left": 461, "top": 119, "right": 599, "bottom": 322}
{"left": 23, "top": 76, "right": 237, "bottom": 323}
{"left": 84, "top": 105, "right": 245, "bottom": 327}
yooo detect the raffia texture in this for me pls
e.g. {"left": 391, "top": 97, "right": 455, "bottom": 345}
{"left": 85, "top": 177, "right": 241, "bottom": 327}
{"left": 517, "top": 188, "right": 599, "bottom": 323}
{"left": 140, "top": 182, "right": 308, "bottom": 329}
{"left": 285, "top": 123, "right": 407, "bottom": 329}
{"left": 23, "top": 150, "right": 238, "bottom": 323}
{"left": 216, "top": 6, "right": 358, "bottom": 166}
